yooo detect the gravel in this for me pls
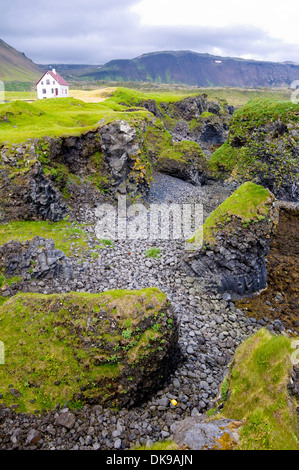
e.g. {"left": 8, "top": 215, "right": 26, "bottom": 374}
{"left": 0, "top": 173, "right": 286, "bottom": 450}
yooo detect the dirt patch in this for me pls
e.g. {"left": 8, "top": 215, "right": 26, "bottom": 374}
{"left": 236, "top": 206, "right": 299, "bottom": 332}
{"left": 69, "top": 87, "right": 116, "bottom": 103}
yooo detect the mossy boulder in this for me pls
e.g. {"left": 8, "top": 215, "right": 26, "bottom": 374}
{"left": 186, "top": 182, "right": 278, "bottom": 296}
{"left": 213, "top": 328, "right": 299, "bottom": 450}
{"left": 156, "top": 140, "right": 207, "bottom": 185}
{"left": 0, "top": 288, "right": 178, "bottom": 413}
{"left": 209, "top": 98, "right": 299, "bottom": 201}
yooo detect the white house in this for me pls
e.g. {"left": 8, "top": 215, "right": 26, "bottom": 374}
{"left": 36, "top": 69, "right": 69, "bottom": 99}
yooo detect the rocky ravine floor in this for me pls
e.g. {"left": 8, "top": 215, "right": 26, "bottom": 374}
{"left": 0, "top": 173, "right": 293, "bottom": 450}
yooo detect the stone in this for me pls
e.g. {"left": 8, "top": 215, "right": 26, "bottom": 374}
{"left": 9, "top": 388, "right": 22, "bottom": 397}
{"left": 26, "top": 429, "right": 42, "bottom": 444}
{"left": 114, "top": 438, "right": 122, "bottom": 449}
{"left": 55, "top": 411, "right": 76, "bottom": 429}
{"left": 172, "top": 415, "right": 242, "bottom": 450}
{"left": 0, "top": 237, "right": 73, "bottom": 288}
{"left": 157, "top": 397, "right": 170, "bottom": 407}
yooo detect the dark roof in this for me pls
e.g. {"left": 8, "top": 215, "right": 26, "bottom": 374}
{"left": 36, "top": 70, "right": 69, "bottom": 86}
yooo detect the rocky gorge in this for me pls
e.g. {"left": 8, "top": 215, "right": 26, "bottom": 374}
{"left": 0, "top": 89, "right": 298, "bottom": 450}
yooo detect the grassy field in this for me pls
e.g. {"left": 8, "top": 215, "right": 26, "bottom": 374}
{"left": 4, "top": 90, "right": 37, "bottom": 101}
{"left": 0, "top": 220, "right": 89, "bottom": 256}
{"left": 196, "top": 86, "right": 292, "bottom": 107}
{"left": 0, "top": 95, "right": 150, "bottom": 143}
{"left": 0, "top": 86, "right": 295, "bottom": 144}
{"left": 2, "top": 85, "right": 292, "bottom": 107}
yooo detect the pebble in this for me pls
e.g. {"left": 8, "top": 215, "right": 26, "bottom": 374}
{"left": 0, "top": 174, "right": 285, "bottom": 451}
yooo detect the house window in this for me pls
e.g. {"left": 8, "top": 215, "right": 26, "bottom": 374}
{"left": 46, "top": 79, "right": 50, "bottom": 85}
{"left": 41, "top": 81, "right": 43, "bottom": 85}
{"left": 53, "top": 81, "right": 55, "bottom": 85}
{"left": 42, "top": 89, "right": 46, "bottom": 94}
{"left": 51, "top": 89, "right": 54, "bottom": 94}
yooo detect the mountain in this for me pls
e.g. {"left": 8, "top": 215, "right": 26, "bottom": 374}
{"left": 0, "top": 39, "right": 42, "bottom": 82}
{"left": 83, "top": 50, "right": 299, "bottom": 87}
{"left": 37, "top": 64, "right": 100, "bottom": 81}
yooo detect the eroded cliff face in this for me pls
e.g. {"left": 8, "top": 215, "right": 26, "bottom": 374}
{"left": 164, "top": 94, "right": 234, "bottom": 157}
{"left": 142, "top": 94, "right": 233, "bottom": 159}
{"left": 185, "top": 182, "right": 278, "bottom": 298}
{"left": 0, "top": 119, "right": 153, "bottom": 221}
{"left": 43, "top": 120, "right": 152, "bottom": 199}
{"left": 0, "top": 159, "right": 67, "bottom": 222}
{"left": 0, "top": 93, "right": 232, "bottom": 222}
{"left": 209, "top": 99, "right": 299, "bottom": 202}
{"left": 236, "top": 202, "right": 299, "bottom": 332}
{"left": 0, "top": 236, "right": 73, "bottom": 297}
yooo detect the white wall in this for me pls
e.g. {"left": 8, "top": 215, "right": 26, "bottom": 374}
{"left": 37, "top": 72, "right": 69, "bottom": 99}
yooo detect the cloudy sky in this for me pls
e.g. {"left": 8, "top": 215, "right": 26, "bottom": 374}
{"left": 1, "top": 0, "right": 298, "bottom": 64}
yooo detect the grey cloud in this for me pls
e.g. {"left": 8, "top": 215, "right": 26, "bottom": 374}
{"left": 0, "top": 0, "right": 298, "bottom": 64}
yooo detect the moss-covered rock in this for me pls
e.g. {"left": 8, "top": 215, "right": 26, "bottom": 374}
{"left": 109, "top": 89, "right": 233, "bottom": 159}
{"left": 186, "top": 182, "right": 278, "bottom": 296}
{"left": 0, "top": 288, "right": 178, "bottom": 413}
{"left": 209, "top": 98, "right": 299, "bottom": 201}
{"left": 213, "top": 328, "right": 299, "bottom": 450}
{"left": 156, "top": 140, "right": 207, "bottom": 185}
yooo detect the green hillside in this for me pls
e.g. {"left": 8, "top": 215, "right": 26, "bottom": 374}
{"left": 0, "top": 39, "right": 42, "bottom": 82}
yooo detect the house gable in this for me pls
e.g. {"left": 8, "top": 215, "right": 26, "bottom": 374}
{"left": 36, "top": 69, "right": 69, "bottom": 99}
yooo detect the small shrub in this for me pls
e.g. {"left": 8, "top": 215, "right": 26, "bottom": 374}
{"left": 145, "top": 247, "right": 161, "bottom": 258}
{"left": 98, "top": 239, "right": 114, "bottom": 248}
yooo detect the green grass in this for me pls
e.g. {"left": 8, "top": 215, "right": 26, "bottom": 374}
{"left": 4, "top": 91, "right": 37, "bottom": 101}
{"left": 97, "top": 238, "right": 114, "bottom": 248}
{"left": 105, "top": 86, "right": 201, "bottom": 107}
{"left": 98, "top": 85, "right": 293, "bottom": 108}
{"left": 0, "top": 219, "right": 89, "bottom": 256}
{"left": 0, "top": 96, "right": 150, "bottom": 144}
{"left": 196, "top": 87, "right": 293, "bottom": 108}
{"left": 133, "top": 440, "right": 181, "bottom": 450}
{"left": 1, "top": 89, "right": 292, "bottom": 148}
{"left": 158, "top": 140, "right": 206, "bottom": 164}
{"left": 209, "top": 98, "right": 299, "bottom": 181}
{"left": 189, "top": 182, "right": 272, "bottom": 245}
{"left": 216, "top": 328, "right": 299, "bottom": 450}
{"left": 0, "top": 274, "right": 22, "bottom": 288}
{"left": 0, "top": 287, "right": 170, "bottom": 412}
{"left": 230, "top": 98, "right": 299, "bottom": 126}
{"left": 2, "top": 85, "right": 291, "bottom": 107}
{"left": 145, "top": 247, "right": 161, "bottom": 258}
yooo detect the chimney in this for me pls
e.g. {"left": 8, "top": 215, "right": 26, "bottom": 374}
{"left": 52, "top": 68, "right": 56, "bottom": 74}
